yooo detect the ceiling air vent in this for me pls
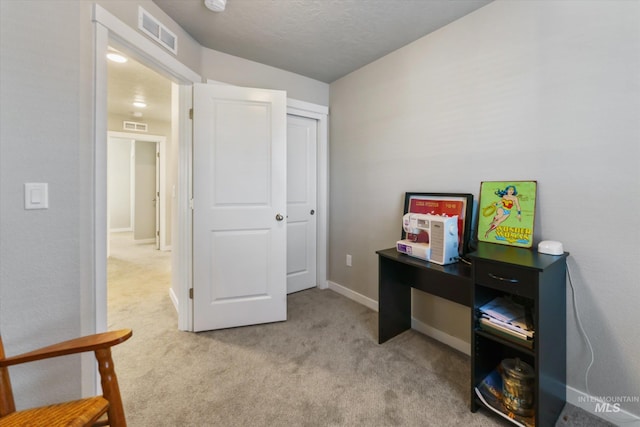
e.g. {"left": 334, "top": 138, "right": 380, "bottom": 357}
{"left": 123, "top": 121, "right": 148, "bottom": 132}
{"left": 138, "top": 7, "right": 177, "bottom": 54}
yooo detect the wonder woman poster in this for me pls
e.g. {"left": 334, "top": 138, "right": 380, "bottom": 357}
{"left": 477, "top": 181, "right": 537, "bottom": 248}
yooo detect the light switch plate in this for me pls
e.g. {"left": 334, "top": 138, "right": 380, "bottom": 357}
{"left": 25, "top": 183, "right": 49, "bottom": 210}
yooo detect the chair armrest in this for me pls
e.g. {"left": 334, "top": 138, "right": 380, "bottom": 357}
{"left": 0, "top": 329, "right": 132, "bottom": 368}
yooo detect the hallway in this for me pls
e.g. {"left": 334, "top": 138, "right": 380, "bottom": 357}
{"left": 107, "top": 231, "right": 174, "bottom": 332}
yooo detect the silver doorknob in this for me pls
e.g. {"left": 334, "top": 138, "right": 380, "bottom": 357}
{"left": 275, "top": 214, "right": 284, "bottom": 221}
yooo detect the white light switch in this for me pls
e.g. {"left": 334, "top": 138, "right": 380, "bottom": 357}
{"left": 25, "top": 183, "right": 49, "bottom": 209}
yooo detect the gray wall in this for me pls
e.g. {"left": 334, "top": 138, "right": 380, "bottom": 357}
{"left": 329, "top": 0, "right": 640, "bottom": 417}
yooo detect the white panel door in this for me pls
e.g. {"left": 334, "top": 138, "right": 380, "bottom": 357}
{"left": 286, "top": 115, "right": 317, "bottom": 294}
{"left": 193, "top": 83, "right": 287, "bottom": 331}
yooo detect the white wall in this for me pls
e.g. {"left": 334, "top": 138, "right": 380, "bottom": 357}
{"left": 108, "top": 138, "right": 133, "bottom": 231}
{"left": 0, "top": 0, "right": 95, "bottom": 408}
{"left": 0, "top": 0, "right": 190, "bottom": 409}
{"left": 329, "top": 0, "right": 640, "bottom": 419}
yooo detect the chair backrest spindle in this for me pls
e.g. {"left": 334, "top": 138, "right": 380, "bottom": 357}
{"left": 0, "top": 336, "right": 17, "bottom": 416}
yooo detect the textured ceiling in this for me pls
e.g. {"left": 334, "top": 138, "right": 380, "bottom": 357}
{"left": 153, "top": 0, "right": 492, "bottom": 83}
{"left": 108, "top": 0, "right": 492, "bottom": 125}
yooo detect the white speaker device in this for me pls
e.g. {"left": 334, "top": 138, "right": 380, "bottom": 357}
{"left": 538, "top": 240, "right": 564, "bottom": 255}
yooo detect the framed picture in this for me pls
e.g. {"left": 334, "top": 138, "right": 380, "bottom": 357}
{"left": 402, "top": 192, "right": 474, "bottom": 255}
{"left": 477, "top": 181, "right": 537, "bottom": 248}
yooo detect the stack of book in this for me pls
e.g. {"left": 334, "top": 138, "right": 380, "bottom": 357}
{"left": 478, "top": 297, "right": 534, "bottom": 349}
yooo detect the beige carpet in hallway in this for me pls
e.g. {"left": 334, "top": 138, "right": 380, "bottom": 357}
{"left": 106, "top": 232, "right": 613, "bottom": 427}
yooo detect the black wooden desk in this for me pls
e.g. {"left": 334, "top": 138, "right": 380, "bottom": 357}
{"left": 377, "top": 248, "right": 472, "bottom": 344}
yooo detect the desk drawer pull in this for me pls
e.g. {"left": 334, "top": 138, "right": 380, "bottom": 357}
{"left": 488, "top": 273, "right": 519, "bottom": 284}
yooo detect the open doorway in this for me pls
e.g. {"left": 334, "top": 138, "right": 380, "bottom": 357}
{"left": 107, "top": 134, "right": 167, "bottom": 249}
{"left": 106, "top": 47, "right": 174, "bottom": 330}
{"left": 93, "top": 5, "right": 327, "bottom": 343}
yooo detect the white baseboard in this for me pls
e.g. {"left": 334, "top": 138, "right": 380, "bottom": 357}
{"left": 169, "top": 287, "right": 179, "bottom": 313}
{"left": 327, "top": 280, "right": 378, "bottom": 311}
{"left": 411, "top": 317, "right": 471, "bottom": 355}
{"left": 326, "top": 280, "right": 470, "bottom": 354}
{"left": 567, "top": 386, "right": 640, "bottom": 426}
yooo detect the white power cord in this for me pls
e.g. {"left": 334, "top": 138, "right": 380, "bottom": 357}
{"left": 566, "top": 262, "right": 594, "bottom": 395}
{"left": 567, "top": 261, "right": 640, "bottom": 425}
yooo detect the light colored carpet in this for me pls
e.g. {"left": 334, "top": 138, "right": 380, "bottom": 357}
{"left": 106, "top": 232, "right": 613, "bottom": 427}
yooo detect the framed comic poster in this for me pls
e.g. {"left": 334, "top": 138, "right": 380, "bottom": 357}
{"left": 477, "top": 181, "right": 537, "bottom": 248}
{"left": 402, "top": 192, "right": 474, "bottom": 255}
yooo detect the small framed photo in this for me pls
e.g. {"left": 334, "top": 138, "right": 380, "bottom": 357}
{"left": 402, "top": 192, "right": 474, "bottom": 255}
{"left": 477, "top": 181, "right": 537, "bottom": 248}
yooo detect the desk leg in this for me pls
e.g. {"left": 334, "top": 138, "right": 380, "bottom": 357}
{"left": 378, "top": 256, "right": 411, "bottom": 344}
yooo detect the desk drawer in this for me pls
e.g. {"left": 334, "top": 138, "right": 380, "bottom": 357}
{"left": 474, "top": 261, "right": 536, "bottom": 298}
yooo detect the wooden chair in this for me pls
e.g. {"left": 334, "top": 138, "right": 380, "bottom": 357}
{"left": 0, "top": 329, "right": 132, "bottom": 427}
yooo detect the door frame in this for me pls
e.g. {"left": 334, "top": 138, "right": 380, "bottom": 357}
{"left": 286, "top": 100, "right": 329, "bottom": 292}
{"left": 107, "top": 132, "right": 168, "bottom": 249}
{"left": 92, "top": 0, "right": 328, "bottom": 367}
{"left": 91, "top": 3, "right": 198, "bottom": 395}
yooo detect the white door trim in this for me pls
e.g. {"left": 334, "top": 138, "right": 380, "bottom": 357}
{"left": 287, "top": 99, "right": 329, "bottom": 290}
{"left": 91, "top": 3, "right": 200, "bottom": 394}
